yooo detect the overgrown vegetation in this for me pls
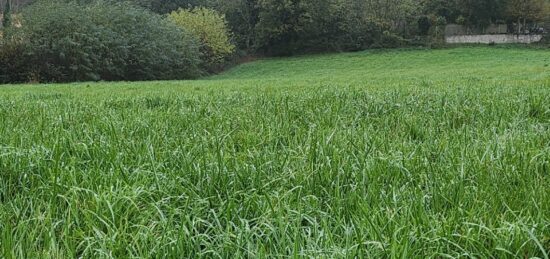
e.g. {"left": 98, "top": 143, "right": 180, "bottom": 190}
{"left": 169, "top": 7, "right": 235, "bottom": 71}
{"left": 209, "top": 0, "right": 548, "bottom": 54}
{"left": 0, "top": 47, "right": 549, "bottom": 257}
{"left": 0, "top": 0, "right": 201, "bottom": 83}
{"left": 0, "top": 0, "right": 548, "bottom": 82}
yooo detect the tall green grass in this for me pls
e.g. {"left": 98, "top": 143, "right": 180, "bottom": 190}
{"left": 1, "top": 47, "right": 549, "bottom": 258}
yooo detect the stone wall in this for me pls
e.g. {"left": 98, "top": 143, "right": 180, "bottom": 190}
{"left": 446, "top": 34, "right": 543, "bottom": 44}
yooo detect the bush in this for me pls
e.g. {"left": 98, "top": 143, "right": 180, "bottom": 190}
{"left": 455, "top": 15, "right": 466, "bottom": 25}
{"left": 375, "top": 31, "right": 406, "bottom": 49}
{"left": 418, "top": 16, "right": 432, "bottom": 36}
{"left": 169, "top": 7, "right": 235, "bottom": 72}
{"left": 1, "top": 0, "right": 202, "bottom": 83}
{"left": 0, "top": 35, "right": 33, "bottom": 83}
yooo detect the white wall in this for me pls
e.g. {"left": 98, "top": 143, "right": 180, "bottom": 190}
{"left": 446, "top": 34, "right": 543, "bottom": 44}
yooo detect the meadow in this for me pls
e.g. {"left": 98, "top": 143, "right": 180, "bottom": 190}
{"left": 0, "top": 47, "right": 549, "bottom": 258}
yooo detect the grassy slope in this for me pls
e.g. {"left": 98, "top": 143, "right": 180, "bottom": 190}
{"left": 0, "top": 47, "right": 549, "bottom": 258}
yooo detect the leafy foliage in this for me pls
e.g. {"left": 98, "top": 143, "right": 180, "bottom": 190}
{"left": 211, "top": 0, "right": 406, "bottom": 55}
{"left": 213, "top": 0, "right": 549, "bottom": 54}
{"left": 0, "top": 36, "right": 30, "bottom": 82}
{"left": 0, "top": 0, "right": 201, "bottom": 83}
{"left": 131, "top": 0, "right": 203, "bottom": 14}
{"left": 1, "top": 0, "right": 549, "bottom": 84}
{"left": 1, "top": 0, "right": 11, "bottom": 28}
{"left": 169, "top": 7, "right": 235, "bottom": 70}
{"left": 506, "top": 0, "right": 547, "bottom": 33}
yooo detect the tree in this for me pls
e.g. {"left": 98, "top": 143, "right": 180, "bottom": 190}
{"left": 211, "top": 0, "right": 404, "bottom": 55}
{"left": 253, "top": 0, "right": 309, "bottom": 55}
{"left": 210, "top": 0, "right": 260, "bottom": 51}
{"left": 2, "top": 0, "right": 11, "bottom": 28}
{"left": 169, "top": 7, "right": 235, "bottom": 70}
{"left": 132, "top": 0, "right": 203, "bottom": 13}
{"left": 506, "top": 0, "right": 546, "bottom": 34}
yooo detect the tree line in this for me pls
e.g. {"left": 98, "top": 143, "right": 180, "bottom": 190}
{"left": 126, "top": 0, "right": 549, "bottom": 54}
{"left": 1, "top": 0, "right": 548, "bottom": 83}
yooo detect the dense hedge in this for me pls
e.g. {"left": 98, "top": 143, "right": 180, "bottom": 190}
{"left": 0, "top": 0, "right": 202, "bottom": 83}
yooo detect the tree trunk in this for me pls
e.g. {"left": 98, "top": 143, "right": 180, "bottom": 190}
{"left": 2, "top": 0, "right": 11, "bottom": 28}
{"left": 517, "top": 17, "right": 521, "bottom": 36}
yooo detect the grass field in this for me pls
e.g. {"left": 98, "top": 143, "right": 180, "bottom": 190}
{"left": 1, "top": 47, "right": 550, "bottom": 258}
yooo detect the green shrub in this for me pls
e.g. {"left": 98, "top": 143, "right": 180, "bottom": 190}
{"left": 0, "top": 35, "right": 33, "bottom": 83}
{"left": 169, "top": 7, "right": 235, "bottom": 71}
{"left": 455, "top": 15, "right": 466, "bottom": 25}
{"left": 375, "top": 31, "right": 406, "bottom": 49}
{"left": 2, "top": 0, "right": 202, "bottom": 83}
{"left": 417, "top": 16, "right": 432, "bottom": 36}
